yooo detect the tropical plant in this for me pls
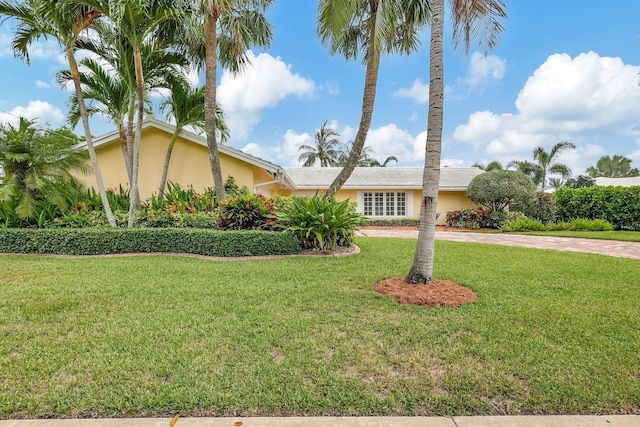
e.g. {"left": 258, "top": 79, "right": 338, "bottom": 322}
{"left": 276, "top": 195, "right": 365, "bottom": 250}
{"left": 565, "top": 175, "right": 595, "bottom": 188}
{"left": 407, "top": 0, "right": 507, "bottom": 284}
{"left": 0, "top": 0, "right": 117, "bottom": 226}
{"left": 318, "top": 0, "right": 430, "bottom": 198}
{"left": 507, "top": 159, "right": 543, "bottom": 187}
{"left": 369, "top": 156, "right": 398, "bottom": 167}
{"left": 466, "top": 170, "right": 536, "bottom": 212}
{"left": 158, "top": 72, "right": 229, "bottom": 200}
{"left": 586, "top": 154, "right": 639, "bottom": 178}
{"left": 217, "top": 194, "right": 275, "bottom": 231}
{"left": 0, "top": 118, "right": 88, "bottom": 221}
{"left": 503, "top": 217, "right": 546, "bottom": 232}
{"left": 298, "top": 121, "right": 343, "bottom": 167}
{"left": 81, "top": 0, "right": 189, "bottom": 228}
{"left": 471, "top": 160, "right": 503, "bottom": 171}
{"left": 509, "top": 141, "right": 576, "bottom": 190}
{"left": 190, "top": 0, "right": 274, "bottom": 201}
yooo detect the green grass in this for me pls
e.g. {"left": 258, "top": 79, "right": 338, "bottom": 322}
{"left": 508, "top": 230, "right": 640, "bottom": 242}
{"left": 1, "top": 237, "right": 639, "bottom": 417}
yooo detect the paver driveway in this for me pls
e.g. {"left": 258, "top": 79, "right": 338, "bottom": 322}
{"left": 357, "top": 228, "right": 640, "bottom": 260}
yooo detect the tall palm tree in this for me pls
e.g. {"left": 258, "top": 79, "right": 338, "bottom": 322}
{"left": 586, "top": 154, "right": 640, "bottom": 178}
{"left": 0, "top": 118, "right": 88, "bottom": 220}
{"left": 472, "top": 160, "right": 503, "bottom": 171}
{"left": 532, "top": 141, "right": 575, "bottom": 190}
{"left": 319, "top": 0, "right": 430, "bottom": 199}
{"left": 158, "top": 72, "right": 229, "bottom": 200}
{"left": 298, "top": 121, "right": 342, "bottom": 167}
{"left": 82, "top": 0, "right": 188, "bottom": 227}
{"left": 0, "top": 0, "right": 117, "bottom": 227}
{"left": 192, "top": 0, "right": 274, "bottom": 201}
{"left": 407, "top": 0, "right": 507, "bottom": 284}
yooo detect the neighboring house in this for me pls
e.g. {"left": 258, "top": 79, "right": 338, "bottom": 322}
{"left": 77, "top": 119, "right": 482, "bottom": 223}
{"left": 595, "top": 177, "right": 640, "bottom": 187}
{"left": 283, "top": 167, "right": 484, "bottom": 224}
{"left": 76, "top": 117, "right": 295, "bottom": 198}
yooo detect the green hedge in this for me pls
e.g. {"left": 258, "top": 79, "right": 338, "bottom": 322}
{"left": 555, "top": 186, "right": 640, "bottom": 231}
{"left": 364, "top": 218, "right": 420, "bottom": 227}
{"left": 0, "top": 228, "right": 300, "bottom": 257}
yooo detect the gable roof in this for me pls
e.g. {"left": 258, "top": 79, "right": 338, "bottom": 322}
{"left": 284, "top": 167, "right": 484, "bottom": 191}
{"left": 595, "top": 177, "right": 640, "bottom": 187}
{"left": 85, "top": 117, "right": 296, "bottom": 189}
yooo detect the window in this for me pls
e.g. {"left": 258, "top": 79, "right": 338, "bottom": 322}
{"left": 362, "top": 191, "right": 407, "bottom": 217}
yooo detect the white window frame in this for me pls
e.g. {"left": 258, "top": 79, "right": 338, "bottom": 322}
{"left": 357, "top": 191, "right": 412, "bottom": 217}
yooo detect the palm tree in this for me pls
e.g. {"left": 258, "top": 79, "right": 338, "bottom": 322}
{"left": 532, "top": 141, "right": 576, "bottom": 190}
{"left": 0, "top": 118, "right": 88, "bottom": 220}
{"left": 318, "top": 0, "right": 430, "bottom": 199}
{"left": 0, "top": 0, "right": 117, "bottom": 227}
{"left": 194, "top": 0, "right": 274, "bottom": 201}
{"left": 472, "top": 160, "right": 503, "bottom": 171}
{"left": 369, "top": 156, "right": 398, "bottom": 167}
{"left": 298, "top": 121, "right": 343, "bottom": 167}
{"left": 586, "top": 155, "right": 640, "bottom": 178}
{"left": 407, "top": 0, "right": 507, "bottom": 284}
{"left": 507, "top": 159, "right": 543, "bottom": 188}
{"left": 158, "top": 72, "right": 229, "bottom": 200}
{"left": 82, "top": 0, "right": 188, "bottom": 227}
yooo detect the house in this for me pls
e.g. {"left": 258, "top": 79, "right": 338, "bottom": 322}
{"left": 283, "top": 167, "right": 483, "bottom": 224}
{"left": 76, "top": 117, "right": 295, "bottom": 197}
{"left": 594, "top": 177, "right": 640, "bottom": 187}
{"left": 77, "top": 119, "right": 483, "bottom": 224}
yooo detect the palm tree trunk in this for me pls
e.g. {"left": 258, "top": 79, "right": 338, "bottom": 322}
{"left": 204, "top": 13, "right": 227, "bottom": 201}
{"left": 406, "top": 0, "right": 444, "bottom": 284}
{"left": 127, "top": 47, "right": 145, "bottom": 228}
{"left": 324, "top": 17, "right": 380, "bottom": 199}
{"left": 157, "top": 130, "right": 179, "bottom": 200}
{"left": 68, "top": 49, "right": 117, "bottom": 228}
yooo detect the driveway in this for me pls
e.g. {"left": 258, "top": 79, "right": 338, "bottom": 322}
{"left": 357, "top": 228, "right": 640, "bottom": 260}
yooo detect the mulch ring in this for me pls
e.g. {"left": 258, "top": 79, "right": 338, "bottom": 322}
{"left": 375, "top": 276, "right": 478, "bottom": 307}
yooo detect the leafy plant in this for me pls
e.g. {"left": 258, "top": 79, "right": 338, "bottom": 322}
{"left": 445, "top": 208, "right": 492, "bottom": 229}
{"left": 275, "top": 195, "right": 365, "bottom": 250}
{"left": 217, "top": 194, "right": 275, "bottom": 231}
{"left": 467, "top": 170, "right": 536, "bottom": 211}
{"left": 547, "top": 218, "right": 614, "bottom": 232}
{"left": 503, "top": 218, "right": 547, "bottom": 232}
{"left": 522, "top": 191, "right": 557, "bottom": 224}
{"left": 555, "top": 186, "right": 640, "bottom": 230}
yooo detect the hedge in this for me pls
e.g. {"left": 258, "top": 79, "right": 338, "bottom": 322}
{"left": 555, "top": 186, "right": 640, "bottom": 231}
{"left": 0, "top": 228, "right": 301, "bottom": 257}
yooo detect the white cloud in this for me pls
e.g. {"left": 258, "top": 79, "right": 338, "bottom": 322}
{"left": 451, "top": 52, "right": 640, "bottom": 174}
{"left": 0, "top": 100, "right": 64, "bottom": 126}
{"left": 462, "top": 52, "right": 506, "bottom": 90}
{"left": 393, "top": 79, "right": 429, "bottom": 104}
{"left": 218, "top": 51, "right": 316, "bottom": 141}
{"left": 35, "top": 80, "right": 50, "bottom": 88}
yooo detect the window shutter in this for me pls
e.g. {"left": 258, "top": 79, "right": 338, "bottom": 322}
{"left": 406, "top": 191, "right": 414, "bottom": 217}
{"left": 355, "top": 191, "right": 364, "bottom": 213}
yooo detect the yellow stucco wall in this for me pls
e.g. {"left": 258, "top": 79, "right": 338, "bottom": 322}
{"left": 77, "top": 126, "right": 282, "bottom": 199}
{"left": 289, "top": 188, "right": 477, "bottom": 224}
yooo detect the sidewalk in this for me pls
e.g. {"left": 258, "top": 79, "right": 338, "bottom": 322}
{"left": 356, "top": 228, "right": 640, "bottom": 260}
{"left": 2, "top": 415, "right": 639, "bottom": 426}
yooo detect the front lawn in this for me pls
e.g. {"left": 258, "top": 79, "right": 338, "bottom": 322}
{"left": 507, "top": 230, "right": 640, "bottom": 242}
{"left": 1, "top": 238, "right": 639, "bottom": 417}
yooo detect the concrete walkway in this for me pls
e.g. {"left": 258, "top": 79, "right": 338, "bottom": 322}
{"left": 1, "top": 415, "right": 639, "bottom": 426}
{"left": 357, "top": 228, "right": 640, "bottom": 260}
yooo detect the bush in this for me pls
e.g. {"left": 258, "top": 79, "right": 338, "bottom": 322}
{"left": 217, "top": 194, "right": 275, "bottom": 230}
{"left": 503, "top": 218, "right": 546, "bottom": 232}
{"left": 467, "top": 170, "right": 536, "bottom": 212}
{"left": 546, "top": 218, "right": 614, "bottom": 232}
{"left": 503, "top": 211, "right": 527, "bottom": 229}
{"left": 0, "top": 228, "right": 300, "bottom": 257}
{"left": 364, "top": 218, "right": 420, "bottom": 227}
{"left": 445, "top": 208, "right": 492, "bottom": 229}
{"left": 276, "top": 195, "right": 365, "bottom": 250}
{"left": 555, "top": 186, "right": 640, "bottom": 230}
{"left": 522, "top": 191, "right": 557, "bottom": 224}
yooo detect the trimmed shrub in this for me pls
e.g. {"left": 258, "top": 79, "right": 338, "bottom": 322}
{"left": 445, "top": 208, "right": 492, "bottom": 229}
{"left": 503, "top": 218, "right": 546, "bottom": 232}
{"left": 0, "top": 228, "right": 300, "bottom": 257}
{"left": 276, "top": 195, "right": 365, "bottom": 250}
{"left": 364, "top": 218, "right": 420, "bottom": 227}
{"left": 503, "top": 211, "right": 527, "bottom": 229}
{"left": 217, "top": 194, "right": 275, "bottom": 230}
{"left": 467, "top": 170, "right": 536, "bottom": 212}
{"left": 555, "top": 186, "right": 640, "bottom": 230}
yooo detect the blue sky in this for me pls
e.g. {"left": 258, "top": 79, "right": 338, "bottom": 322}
{"left": 1, "top": 0, "right": 640, "bottom": 176}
